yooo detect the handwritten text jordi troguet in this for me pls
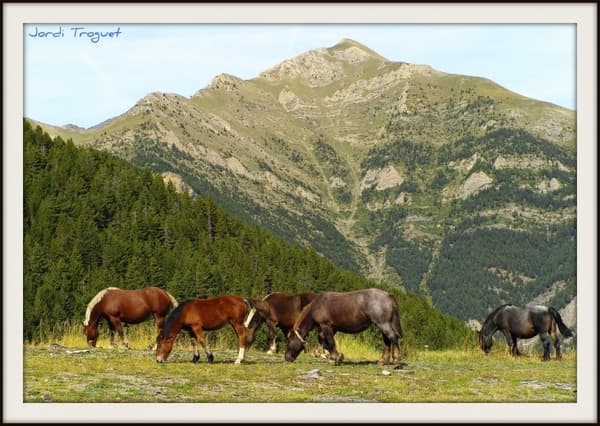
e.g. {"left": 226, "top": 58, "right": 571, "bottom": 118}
{"left": 28, "top": 26, "right": 122, "bottom": 44}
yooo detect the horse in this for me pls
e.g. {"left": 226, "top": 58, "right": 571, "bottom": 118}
{"left": 155, "top": 295, "right": 250, "bottom": 365}
{"left": 83, "top": 286, "right": 178, "bottom": 348}
{"left": 478, "top": 304, "right": 574, "bottom": 361}
{"left": 244, "top": 292, "right": 318, "bottom": 354}
{"left": 284, "top": 288, "right": 403, "bottom": 365}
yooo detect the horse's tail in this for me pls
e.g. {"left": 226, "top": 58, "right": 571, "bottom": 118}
{"left": 166, "top": 291, "right": 179, "bottom": 309}
{"left": 549, "top": 307, "right": 573, "bottom": 337}
{"left": 391, "top": 302, "right": 403, "bottom": 338}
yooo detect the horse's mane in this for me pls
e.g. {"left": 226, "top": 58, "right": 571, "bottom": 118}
{"left": 263, "top": 292, "right": 281, "bottom": 300}
{"left": 292, "top": 298, "right": 316, "bottom": 334}
{"left": 83, "top": 287, "right": 120, "bottom": 325}
{"left": 162, "top": 299, "right": 193, "bottom": 336}
{"left": 165, "top": 291, "right": 179, "bottom": 308}
{"left": 481, "top": 303, "right": 512, "bottom": 334}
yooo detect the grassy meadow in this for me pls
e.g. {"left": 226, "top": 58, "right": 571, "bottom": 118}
{"left": 24, "top": 324, "right": 576, "bottom": 404}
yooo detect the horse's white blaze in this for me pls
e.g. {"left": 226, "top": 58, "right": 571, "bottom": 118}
{"left": 234, "top": 347, "right": 245, "bottom": 364}
{"left": 84, "top": 287, "right": 120, "bottom": 326}
{"left": 244, "top": 308, "right": 256, "bottom": 328}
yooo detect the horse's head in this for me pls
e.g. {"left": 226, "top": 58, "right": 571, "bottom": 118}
{"left": 83, "top": 322, "right": 98, "bottom": 347}
{"left": 155, "top": 332, "right": 175, "bottom": 363}
{"left": 284, "top": 329, "right": 306, "bottom": 362}
{"left": 478, "top": 329, "right": 493, "bottom": 354}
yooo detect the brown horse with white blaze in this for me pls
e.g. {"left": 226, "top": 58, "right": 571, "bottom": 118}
{"left": 245, "top": 292, "right": 318, "bottom": 354}
{"left": 83, "top": 286, "right": 178, "bottom": 348}
{"left": 156, "top": 295, "right": 250, "bottom": 365}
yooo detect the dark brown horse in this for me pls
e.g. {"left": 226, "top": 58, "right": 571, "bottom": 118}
{"left": 156, "top": 295, "right": 250, "bottom": 364}
{"left": 285, "top": 288, "right": 403, "bottom": 365}
{"left": 478, "top": 304, "right": 573, "bottom": 361}
{"left": 83, "top": 287, "right": 178, "bottom": 348}
{"left": 245, "top": 292, "right": 318, "bottom": 354}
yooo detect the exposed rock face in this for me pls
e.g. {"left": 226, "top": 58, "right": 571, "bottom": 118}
{"left": 161, "top": 172, "right": 195, "bottom": 197}
{"left": 361, "top": 166, "right": 404, "bottom": 192}
{"left": 536, "top": 178, "right": 562, "bottom": 193}
{"left": 458, "top": 172, "right": 493, "bottom": 199}
{"left": 260, "top": 49, "right": 346, "bottom": 87}
{"left": 560, "top": 297, "right": 577, "bottom": 329}
{"left": 260, "top": 39, "right": 390, "bottom": 88}
{"left": 494, "top": 155, "right": 549, "bottom": 170}
{"left": 207, "top": 73, "right": 243, "bottom": 92}
{"left": 448, "top": 154, "right": 478, "bottom": 172}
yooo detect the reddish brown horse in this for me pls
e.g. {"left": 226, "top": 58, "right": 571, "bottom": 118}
{"left": 83, "top": 287, "right": 178, "bottom": 348}
{"left": 285, "top": 288, "right": 403, "bottom": 365}
{"left": 245, "top": 292, "right": 318, "bottom": 354}
{"left": 156, "top": 295, "right": 250, "bottom": 365}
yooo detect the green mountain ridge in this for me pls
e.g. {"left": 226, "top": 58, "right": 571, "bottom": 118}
{"left": 30, "top": 38, "right": 577, "bottom": 322}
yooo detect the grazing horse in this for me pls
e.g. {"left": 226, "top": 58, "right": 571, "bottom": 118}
{"left": 478, "top": 304, "right": 574, "bottom": 361}
{"left": 285, "top": 288, "right": 403, "bottom": 365}
{"left": 156, "top": 295, "right": 250, "bottom": 365}
{"left": 245, "top": 292, "right": 318, "bottom": 354}
{"left": 83, "top": 287, "right": 178, "bottom": 348}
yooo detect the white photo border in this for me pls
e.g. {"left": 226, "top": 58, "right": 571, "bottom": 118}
{"left": 3, "top": 2, "right": 597, "bottom": 423}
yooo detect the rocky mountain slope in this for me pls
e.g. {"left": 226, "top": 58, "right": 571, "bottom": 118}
{"left": 31, "top": 38, "right": 576, "bottom": 322}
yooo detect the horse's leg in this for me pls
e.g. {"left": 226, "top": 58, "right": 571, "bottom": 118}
{"left": 266, "top": 321, "right": 277, "bottom": 354}
{"left": 187, "top": 331, "right": 200, "bottom": 363}
{"left": 378, "top": 322, "right": 400, "bottom": 364}
{"left": 152, "top": 314, "right": 166, "bottom": 351}
{"left": 379, "top": 333, "right": 392, "bottom": 366}
{"left": 191, "top": 326, "right": 213, "bottom": 363}
{"left": 321, "top": 326, "right": 342, "bottom": 365}
{"left": 113, "top": 319, "right": 128, "bottom": 349}
{"left": 511, "top": 335, "right": 521, "bottom": 356}
{"left": 230, "top": 321, "right": 247, "bottom": 365}
{"left": 121, "top": 324, "right": 129, "bottom": 349}
{"left": 392, "top": 339, "right": 401, "bottom": 364}
{"left": 314, "top": 329, "right": 330, "bottom": 358}
{"left": 108, "top": 324, "right": 116, "bottom": 348}
{"left": 501, "top": 330, "right": 517, "bottom": 356}
{"left": 551, "top": 322, "right": 562, "bottom": 360}
{"left": 539, "top": 331, "right": 552, "bottom": 361}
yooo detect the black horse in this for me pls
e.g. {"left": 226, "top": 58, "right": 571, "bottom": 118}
{"left": 478, "top": 304, "right": 573, "bottom": 361}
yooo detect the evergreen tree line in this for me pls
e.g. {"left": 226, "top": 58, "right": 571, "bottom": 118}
{"left": 428, "top": 222, "right": 576, "bottom": 320}
{"left": 23, "top": 121, "right": 473, "bottom": 349}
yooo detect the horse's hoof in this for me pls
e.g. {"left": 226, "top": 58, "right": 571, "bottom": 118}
{"left": 191, "top": 355, "right": 200, "bottom": 363}
{"left": 207, "top": 354, "right": 215, "bottom": 364}
{"left": 266, "top": 350, "right": 274, "bottom": 355}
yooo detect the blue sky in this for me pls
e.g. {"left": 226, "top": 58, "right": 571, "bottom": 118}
{"left": 24, "top": 24, "right": 576, "bottom": 128}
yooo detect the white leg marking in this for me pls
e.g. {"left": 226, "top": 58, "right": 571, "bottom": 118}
{"left": 266, "top": 339, "right": 277, "bottom": 355}
{"left": 234, "top": 347, "right": 245, "bottom": 365}
{"left": 244, "top": 308, "right": 256, "bottom": 328}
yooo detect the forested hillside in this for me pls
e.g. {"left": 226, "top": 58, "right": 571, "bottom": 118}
{"left": 23, "top": 121, "right": 472, "bottom": 349}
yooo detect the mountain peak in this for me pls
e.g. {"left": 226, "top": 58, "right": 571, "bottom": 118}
{"left": 330, "top": 38, "right": 389, "bottom": 62}
{"left": 259, "top": 38, "right": 388, "bottom": 87}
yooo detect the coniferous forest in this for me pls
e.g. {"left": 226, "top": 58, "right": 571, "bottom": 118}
{"left": 23, "top": 120, "right": 473, "bottom": 349}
